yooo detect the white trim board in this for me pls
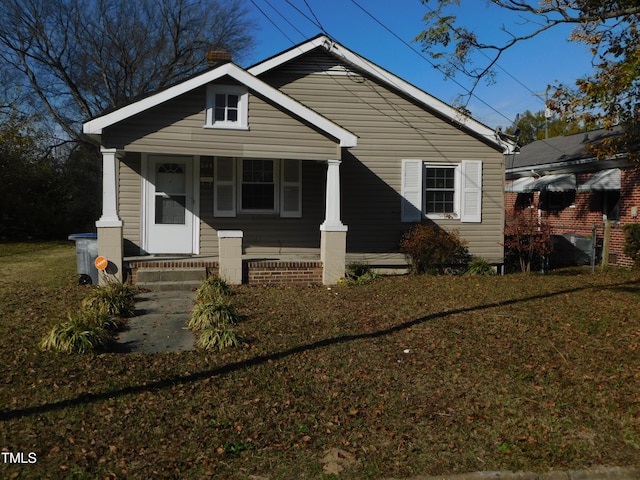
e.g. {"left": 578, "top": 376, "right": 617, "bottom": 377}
{"left": 83, "top": 63, "right": 358, "bottom": 148}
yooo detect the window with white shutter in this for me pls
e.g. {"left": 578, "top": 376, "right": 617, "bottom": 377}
{"left": 214, "top": 157, "right": 236, "bottom": 217}
{"left": 401, "top": 159, "right": 483, "bottom": 223}
{"left": 280, "top": 160, "right": 302, "bottom": 218}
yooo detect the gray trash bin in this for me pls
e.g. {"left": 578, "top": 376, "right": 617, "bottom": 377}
{"left": 68, "top": 233, "right": 99, "bottom": 285}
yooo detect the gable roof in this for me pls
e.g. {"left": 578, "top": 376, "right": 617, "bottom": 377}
{"left": 248, "top": 35, "right": 514, "bottom": 154}
{"left": 82, "top": 62, "right": 358, "bottom": 147}
{"left": 506, "top": 127, "right": 629, "bottom": 177}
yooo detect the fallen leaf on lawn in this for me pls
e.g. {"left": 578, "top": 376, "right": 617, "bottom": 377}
{"left": 320, "top": 448, "right": 357, "bottom": 475}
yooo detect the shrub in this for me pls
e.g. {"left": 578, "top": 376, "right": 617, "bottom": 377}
{"left": 195, "top": 275, "right": 231, "bottom": 304}
{"left": 466, "top": 257, "right": 496, "bottom": 275}
{"left": 623, "top": 223, "right": 640, "bottom": 268}
{"left": 82, "top": 281, "right": 137, "bottom": 318}
{"left": 399, "top": 224, "right": 469, "bottom": 274}
{"left": 343, "top": 262, "right": 378, "bottom": 285}
{"left": 504, "top": 209, "right": 553, "bottom": 273}
{"left": 40, "top": 312, "right": 112, "bottom": 353}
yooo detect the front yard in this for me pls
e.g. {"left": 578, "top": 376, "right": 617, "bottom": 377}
{"left": 1, "top": 242, "right": 639, "bottom": 479}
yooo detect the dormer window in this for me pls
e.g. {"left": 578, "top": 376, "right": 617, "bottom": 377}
{"left": 205, "top": 84, "right": 248, "bottom": 129}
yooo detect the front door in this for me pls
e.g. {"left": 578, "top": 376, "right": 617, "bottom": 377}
{"left": 146, "top": 155, "right": 193, "bottom": 254}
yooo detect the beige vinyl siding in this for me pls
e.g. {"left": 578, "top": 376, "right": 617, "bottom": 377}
{"left": 199, "top": 159, "right": 326, "bottom": 256}
{"left": 119, "top": 153, "right": 142, "bottom": 255}
{"left": 261, "top": 51, "right": 505, "bottom": 262}
{"left": 102, "top": 86, "right": 340, "bottom": 161}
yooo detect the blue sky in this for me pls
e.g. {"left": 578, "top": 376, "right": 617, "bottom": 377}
{"left": 243, "top": 0, "right": 596, "bottom": 129}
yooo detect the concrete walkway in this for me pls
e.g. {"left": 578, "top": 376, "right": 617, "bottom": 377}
{"left": 115, "top": 290, "right": 195, "bottom": 353}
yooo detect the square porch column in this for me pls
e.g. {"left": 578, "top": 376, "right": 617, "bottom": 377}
{"left": 320, "top": 159, "right": 348, "bottom": 285}
{"left": 95, "top": 147, "right": 123, "bottom": 284}
{"left": 218, "top": 230, "right": 244, "bottom": 285}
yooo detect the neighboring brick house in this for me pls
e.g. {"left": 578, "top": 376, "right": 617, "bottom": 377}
{"left": 505, "top": 127, "right": 640, "bottom": 268}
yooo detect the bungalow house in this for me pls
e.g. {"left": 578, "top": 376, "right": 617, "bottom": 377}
{"left": 83, "top": 35, "right": 513, "bottom": 286}
{"left": 505, "top": 127, "right": 640, "bottom": 268}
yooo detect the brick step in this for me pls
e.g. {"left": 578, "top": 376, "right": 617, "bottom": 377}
{"left": 134, "top": 267, "right": 206, "bottom": 291}
{"left": 135, "top": 280, "right": 202, "bottom": 292}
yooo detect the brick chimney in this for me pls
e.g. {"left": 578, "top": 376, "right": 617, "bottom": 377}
{"left": 207, "top": 50, "right": 232, "bottom": 67}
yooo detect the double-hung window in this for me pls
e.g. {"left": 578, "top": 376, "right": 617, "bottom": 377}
{"left": 401, "top": 159, "right": 482, "bottom": 223}
{"left": 425, "top": 166, "right": 456, "bottom": 215}
{"left": 241, "top": 159, "right": 276, "bottom": 212}
{"left": 213, "top": 157, "right": 302, "bottom": 218}
{"left": 205, "top": 85, "right": 248, "bottom": 129}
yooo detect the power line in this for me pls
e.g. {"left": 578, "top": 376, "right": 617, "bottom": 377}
{"left": 421, "top": 2, "right": 546, "bottom": 109}
{"left": 349, "top": 0, "right": 515, "bottom": 127}
{"left": 303, "top": 0, "right": 327, "bottom": 35}
{"left": 248, "top": 0, "right": 297, "bottom": 45}
{"left": 262, "top": 0, "right": 307, "bottom": 40}
{"left": 283, "top": 0, "right": 323, "bottom": 31}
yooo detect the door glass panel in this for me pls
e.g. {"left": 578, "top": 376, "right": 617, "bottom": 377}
{"left": 155, "top": 162, "right": 186, "bottom": 224}
{"left": 155, "top": 195, "right": 186, "bottom": 224}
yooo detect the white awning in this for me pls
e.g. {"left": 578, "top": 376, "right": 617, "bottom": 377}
{"left": 505, "top": 177, "right": 537, "bottom": 193}
{"left": 577, "top": 169, "right": 621, "bottom": 191}
{"left": 531, "top": 174, "right": 576, "bottom": 192}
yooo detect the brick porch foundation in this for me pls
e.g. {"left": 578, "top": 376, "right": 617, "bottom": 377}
{"left": 126, "top": 259, "right": 323, "bottom": 286}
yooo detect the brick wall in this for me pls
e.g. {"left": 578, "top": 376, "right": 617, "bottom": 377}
{"left": 247, "top": 261, "right": 323, "bottom": 285}
{"left": 505, "top": 166, "right": 640, "bottom": 268}
{"left": 126, "top": 260, "right": 219, "bottom": 284}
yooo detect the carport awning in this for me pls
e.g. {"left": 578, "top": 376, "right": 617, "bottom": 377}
{"left": 577, "top": 169, "right": 621, "bottom": 191}
{"left": 531, "top": 174, "right": 576, "bottom": 192}
{"left": 505, "top": 176, "right": 537, "bottom": 193}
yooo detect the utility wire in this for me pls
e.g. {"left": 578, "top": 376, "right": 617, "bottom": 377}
{"left": 349, "top": 0, "right": 515, "bottom": 127}
{"left": 421, "top": 2, "right": 547, "bottom": 109}
{"left": 249, "top": 0, "right": 297, "bottom": 45}
{"left": 303, "top": 0, "right": 327, "bottom": 35}
{"left": 284, "top": 0, "right": 323, "bottom": 31}
{"left": 262, "top": 0, "right": 307, "bottom": 40}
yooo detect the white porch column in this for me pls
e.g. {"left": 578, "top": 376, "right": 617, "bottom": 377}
{"left": 95, "top": 147, "right": 123, "bottom": 284}
{"left": 320, "top": 159, "right": 347, "bottom": 285}
{"left": 96, "top": 148, "right": 123, "bottom": 227}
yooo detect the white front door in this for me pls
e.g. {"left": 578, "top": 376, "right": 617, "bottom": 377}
{"left": 146, "top": 155, "right": 194, "bottom": 254}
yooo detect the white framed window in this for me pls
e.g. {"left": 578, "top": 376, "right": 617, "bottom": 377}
{"left": 425, "top": 165, "right": 458, "bottom": 217}
{"left": 205, "top": 85, "right": 248, "bottom": 129}
{"left": 213, "top": 157, "right": 302, "bottom": 217}
{"left": 401, "top": 159, "right": 482, "bottom": 223}
{"left": 239, "top": 159, "right": 277, "bottom": 213}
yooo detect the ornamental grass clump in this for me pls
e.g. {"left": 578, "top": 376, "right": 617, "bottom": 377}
{"left": 190, "top": 277, "right": 242, "bottom": 351}
{"left": 40, "top": 311, "right": 113, "bottom": 354}
{"left": 188, "top": 298, "right": 240, "bottom": 331}
{"left": 195, "top": 275, "right": 231, "bottom": 304}
{"left": 342, "top": 262, "right": 378, "bottom": 285}
{"left": 81, "top": 280, "right": 137, "bottom": 318}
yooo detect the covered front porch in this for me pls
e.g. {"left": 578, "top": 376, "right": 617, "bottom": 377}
{"left": 124, "top": 252, "right": 409, "bottom": 288}
{"left": 96, "top": 148, "right": 352, "bottom": 286}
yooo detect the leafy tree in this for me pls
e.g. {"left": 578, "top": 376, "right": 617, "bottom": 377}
{"left": 416, "top": 1, "right": 640, "bottom": 155}
{"left": 506, "top": 109, "right": 587, "bottom": 145}
{"left": 0, "top": 0, "right": 256, "bottom": 144}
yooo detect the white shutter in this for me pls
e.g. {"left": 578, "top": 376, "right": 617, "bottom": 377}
{"left": 280, "top": 159, "right": 302, "bottom": 218}
{"left": 214, "top": 157, "right": 236, "bottom": 217}
{"left": 460, "top": 160, "right": 482, "bottom": 223}
{"left": 401, "top": 159, "right": 423, "bottom": 222}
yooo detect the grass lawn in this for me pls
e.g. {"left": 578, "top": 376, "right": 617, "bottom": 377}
{"left": 1, "top": 242, "right": 639, "bottom": 479}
